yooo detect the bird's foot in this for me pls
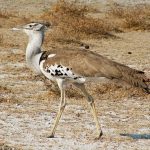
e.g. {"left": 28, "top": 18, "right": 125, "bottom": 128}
{"left": 47, "top": 133, "right": 55, "bottom": 138}
{"left": 95, "top": 130, "right": 103, "bottom": 140}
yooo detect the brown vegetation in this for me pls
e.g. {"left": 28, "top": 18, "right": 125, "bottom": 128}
{"left": 37, "top": 0, "right": 150, "bottom": 46}
{"left": 1, "top": 1, "right": 150, "bottom": 47}
{"left": 0, "top": 10, "right": 12, "bottom": 19}
{"left": 109, "top": 3, "right": 150, "bottom": 30}
{"left": 0, "top": 1, "right": 149, "bottom": 100}
{"left": 39, "top": 0, "right": 113, "bottom": 46}
{"left": 1, "top": 1, "right": 150, "bottom": 148}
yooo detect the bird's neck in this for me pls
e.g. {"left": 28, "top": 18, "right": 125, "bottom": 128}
{"left": 26, "top": 32, "right": 44, "bottom": 74}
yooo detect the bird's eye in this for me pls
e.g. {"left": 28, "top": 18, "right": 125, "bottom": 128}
{"left": 29, "top": 25, "right": 32, "bottom": 27}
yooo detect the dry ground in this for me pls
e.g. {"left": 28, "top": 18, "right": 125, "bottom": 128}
{"left": 0, "top": 0, "right": 150, "bottom": 150}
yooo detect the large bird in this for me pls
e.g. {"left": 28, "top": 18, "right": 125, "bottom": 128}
{"left": 12, "top": 22, "right": 149, "bottom": 139}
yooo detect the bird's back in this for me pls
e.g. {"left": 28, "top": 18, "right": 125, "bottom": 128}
{"left": 39, "top": 48, "right": 149, "bottom": 93}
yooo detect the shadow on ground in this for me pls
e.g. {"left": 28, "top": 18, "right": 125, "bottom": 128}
{"left": 120, "top": 133, "right": 150, "bottom": 139}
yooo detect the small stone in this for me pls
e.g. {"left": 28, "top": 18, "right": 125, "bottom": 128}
{"left": 85, "top": 45, "right": 89, "bottom": 49}
{"left": 128, "top": 52, "right": 132, "bottom": 54}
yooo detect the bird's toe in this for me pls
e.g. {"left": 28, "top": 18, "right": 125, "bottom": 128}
{"left": 47, "top": 134, "right": 55, "bottom": 138}
{"left": 95, "top": 130, "right": 103, "bottom": 140}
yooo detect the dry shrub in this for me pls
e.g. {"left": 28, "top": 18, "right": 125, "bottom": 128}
{"left": 39, "top": 0, "right": 113, "bottom": 45}
{"left": 92, "top": 82, "right": 149, "bottom": 101}
{"left": 0, "top": 10, "right": 13, "bottom": 19}
{"left": 110, "top": 3, "right": 150, "bottom": 30}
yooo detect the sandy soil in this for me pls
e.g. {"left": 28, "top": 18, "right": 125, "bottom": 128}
{"left": 0, "top": 0, "right": 150, "bottom": 150}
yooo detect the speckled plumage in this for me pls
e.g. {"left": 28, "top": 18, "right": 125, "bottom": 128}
{"left": 39, "top": 50, "right": 149, "bottom": 92}
{"left": 39, "top": 54, "right": 85, "bottom": 83}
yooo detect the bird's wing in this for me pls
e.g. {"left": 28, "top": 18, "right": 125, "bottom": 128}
{"left": 40, "top": 49, "right": 119, "bottom": 77}
{"left": 39, "top": 49, "right": 149, "bottom": 92}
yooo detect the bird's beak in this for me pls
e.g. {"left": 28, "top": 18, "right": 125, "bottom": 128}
{"left": 11, "top": 26, "right": 23, "bottom": 31}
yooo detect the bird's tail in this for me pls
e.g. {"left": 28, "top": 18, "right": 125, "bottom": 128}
{"left": 114, "top": 63, "right": 150, "bottom": 93}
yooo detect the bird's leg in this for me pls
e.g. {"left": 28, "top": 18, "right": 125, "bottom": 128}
{"left": 88, "top": 100, "right": 103, "bottom": 139}
{"left": 74, "top": 83, "right": 103, "bottom": 139}
{"left": 48, "top": 79, "right": 66, "bottom": 138}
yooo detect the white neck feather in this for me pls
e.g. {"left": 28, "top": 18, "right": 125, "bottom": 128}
{"left": 26, "top": 31, "right": 44, "bottom": 74}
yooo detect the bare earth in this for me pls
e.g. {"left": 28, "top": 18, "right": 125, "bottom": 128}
{"left": 0, "top": 0, "right": 150, "bottom": 150}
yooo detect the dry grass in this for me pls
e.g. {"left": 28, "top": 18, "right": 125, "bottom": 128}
{"left": 38, "top": 1, "right": 150, "bottom": 46}
{"left": 109, "top": 3, "right": 150, "bottom": 30}
{"left": 1, "top": 1, "right": 150, "bottom": 47}
{"left": 0, "top": 142, "right": 22, "bottom": 150}
{"left": 0, "top": 10, "right": 30, "bottom": 48}
{"left": 35, "top": 82, "right": 149, "bottom": 102}
{"left": 0, "top": 33, "right": 21, "bottom": 48}
{"left": 0, "top": 1, "right": 150, "bottom": 41}
{"left": 39, "top": 0, "right": 114, "bottom": 46}
{"left": 0, "top": 10, "right": 30, "bottom": 28}
{"left": 0, "top": 86, "right": 12, "bottom": 103}
{"left": 0, "top": 10, "right": 13, "bottom": 19}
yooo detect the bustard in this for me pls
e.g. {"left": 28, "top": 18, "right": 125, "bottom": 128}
{"left": 13, "top": 22, "right": 149, "bottom": 139}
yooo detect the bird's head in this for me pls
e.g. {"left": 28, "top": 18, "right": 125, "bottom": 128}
{"left": 12, "top": 22, "right": 51, "bottom": 36}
